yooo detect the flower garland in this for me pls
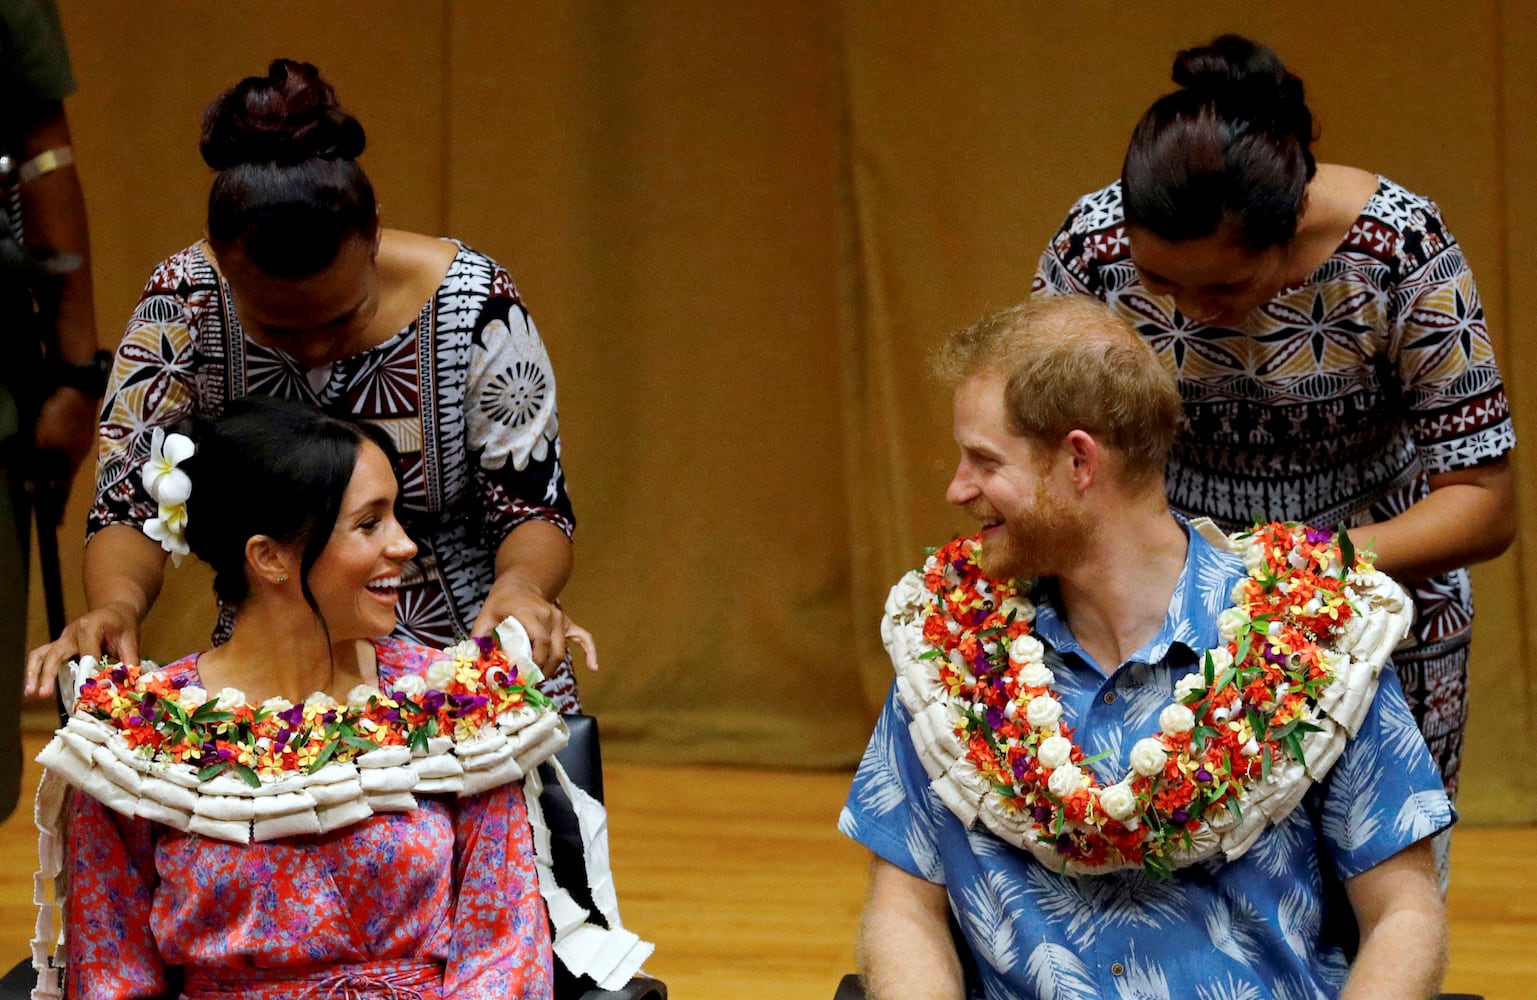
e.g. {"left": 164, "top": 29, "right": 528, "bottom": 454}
{"left": 68, "top": 629, "right": 548, "bottom": 785}
{"left": 30, "top": 619, "right": 657, "bottom": 997}
{"left": 36, "top": 618, "right": 565, "bottom": 844}
{"left": 883, "top": 520, "right": 1412, "bottom": 878}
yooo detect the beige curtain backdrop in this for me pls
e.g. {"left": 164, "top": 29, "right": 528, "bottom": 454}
{"left": 24, "top": 1, "right": 1535, "bottom": 820}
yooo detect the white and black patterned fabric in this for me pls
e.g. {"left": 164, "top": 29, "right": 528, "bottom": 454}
{"left": 89, "top": 241, "right": 581, "bottom": 710}
{"left": 1034, "top": 178, "right": 1515, "bottom": 795}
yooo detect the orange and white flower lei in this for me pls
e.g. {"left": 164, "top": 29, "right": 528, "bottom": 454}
{"left": 882, "top": 519, "right": 1412, "bottom": 878}
{"left": 34, "top": 618, "right": 565, "bottom": 845}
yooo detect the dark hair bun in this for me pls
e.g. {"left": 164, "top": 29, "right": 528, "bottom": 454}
{"left": 1171, "top": 34, "right": 1312, "bottom": 146}
{"left": 200, "top": 58, "right": 366, "bottom": 170}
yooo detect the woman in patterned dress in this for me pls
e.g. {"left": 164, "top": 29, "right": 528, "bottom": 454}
{"left": 1033, "top": 35, "right": 1515, "bottom": 825}
{"left": 26, "top": 59, "right": 592, "bottom": 710}
{"left": 64, "top": 397, "right": 552, "bottom": 999}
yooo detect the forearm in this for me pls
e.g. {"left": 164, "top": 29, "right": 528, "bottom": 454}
{"left": 84, "top": 524, "right": 166, "bottom": 619}
{"left": 1351, "top": 459, "right": 1515, "bottom": 581}
{"left": 493, "top": 519, "right": 573, "bottom": 600}
{"left": 1341, "top": 906, "right": 1447, "bottom": 1000}
{"left": 17, "top": 102, "right": 97, "bottom": 363}
{"left": 858, "top": 860, "right": 964, "bottom": 1000}
{"left": 1342, "top": 840, "right": 1448, "bottom": 1000}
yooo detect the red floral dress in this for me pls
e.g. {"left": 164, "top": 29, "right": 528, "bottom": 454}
{"left": 63, "top": 638, "right": 553, "bottom": 1000}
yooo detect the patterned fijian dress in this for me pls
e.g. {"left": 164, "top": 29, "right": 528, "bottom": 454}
{"left": 1034, "top": 178, "right": 1516, "bottom": 798}
{"left": 64, "top": 638, "right": 553, "bottom": 1000}
{"left": 89, "top": 242, "right": 582, "bottom": 711}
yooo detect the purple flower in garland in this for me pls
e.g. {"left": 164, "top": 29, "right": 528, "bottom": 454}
{"left": 449, "top": 693, "right": 489, "bottom": 714}
{"left": 985, "top": 706, "right": 1005, "bottom": 730}
{"left": 1171, "top": 807, "right": 1190, "bottom": 825}
{"left": 1195, "top": 767, "right": 1213, "bottom": 783}
{"left": 1054, "top": 834, "right": 1075, "bottom": 856}
{"left": 474, "top": 635, "right": 497, "bottom": 656}
{"left": 279, "top": 704, "right": 305, "bottom": 728}
{"left": 1304, "top": 526, "right": 1332, "bottom": 545}
{"left": 1033, "top": 803, "right": 1053, "bottom": 824}
{"left": 421, "top": 691, "right": 448, "bottom": 715}
{"left": 194, "top": 744, "right": 236, "bottom": 768}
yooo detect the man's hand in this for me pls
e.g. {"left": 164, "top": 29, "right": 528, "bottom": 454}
{"left": 858, "top": 857, "right": 964, "bottom": 1000}
{"left": 32, "top": 384, "right": 97, "bottom": 499}
{"left": 25, "top": 599, "right": 140, "bottom": 699}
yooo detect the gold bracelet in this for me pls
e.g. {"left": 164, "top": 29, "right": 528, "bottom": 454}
{"left": 17, "top": 146, "right": 74, "bottom": 184}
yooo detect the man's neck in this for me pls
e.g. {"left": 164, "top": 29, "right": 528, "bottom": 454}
{"left": 1052, "top": 499, "right": 1188, "bottom": 676}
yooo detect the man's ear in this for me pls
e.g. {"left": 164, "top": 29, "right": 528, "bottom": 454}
{"left": 246, "top": 535, "right": 295, "bottom": 587}
{"left": 1061, "top": 429, "right": 1101, "bottom": 493}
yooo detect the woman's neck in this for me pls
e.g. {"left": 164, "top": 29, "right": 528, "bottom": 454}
{"left": 1287, "top": 163, "right": 1381, "bottom": 284}
{"left": 195, "top": 601, "right": 377, "bottom": 705}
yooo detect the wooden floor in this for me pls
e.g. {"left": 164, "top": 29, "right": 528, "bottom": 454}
{"left": 1, "top": 733, "right": 1532, "bottom": 998}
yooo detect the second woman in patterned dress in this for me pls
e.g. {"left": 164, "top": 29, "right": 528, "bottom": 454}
{"left": 1032, "top": 34, "right": 1516, "bottom": 860}
{"left": 27, "top": 58, "right": 594, "bottom": 710}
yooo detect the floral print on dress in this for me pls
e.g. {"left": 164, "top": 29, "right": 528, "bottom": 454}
{"left": 64, "top": 638, "right": 553, "bottom": 999}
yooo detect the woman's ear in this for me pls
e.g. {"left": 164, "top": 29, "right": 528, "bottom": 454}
{"left": 245, "top": 535, "right": 295, "bottom": 587}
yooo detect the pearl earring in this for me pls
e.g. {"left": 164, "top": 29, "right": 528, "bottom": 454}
{"left": 277, "top": 575, "right": 288, "bottom": 583}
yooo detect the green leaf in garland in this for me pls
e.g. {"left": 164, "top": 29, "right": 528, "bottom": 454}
{"left": 196, "top": 763, "right": 227, "bottom": 781}
{"left": 1234, "top": 630, "right": 1253, "bottom": 669}
{"left": 306, "top": 740, "right": 341, "bottom": 774}
{"left": 1203, "top": 651, "right": 1215, "bottom": 687}
{"left": 190, "top": 704, "right": 234, "bottom": 724}
{"left": 342, "top": 736, "right": 379, "bottom": 752}
{"left": 1143, "top": 852, "right": 1173, "bottom": 881}
{"left": 1246, "top": 708, "right": 1266, "bottom": 741}
{"left": 234, "top": 763, "right": 261, "bottom": 788}
{"left": 1282, "top": 730, "right": 1306, "bottom": 764}
{"left": 1337, "top": 522, "right": 1355, "bottom": 570}
{"left": 1078, "top": 748, "right": 1113, "bottom": 767}
{"left": 407, "top": 727, "right": 429, "bottom": 754}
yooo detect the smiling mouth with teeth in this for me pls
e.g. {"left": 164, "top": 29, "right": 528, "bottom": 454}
{"left": 367, "top": 577, "right": 401, "bottom": 591}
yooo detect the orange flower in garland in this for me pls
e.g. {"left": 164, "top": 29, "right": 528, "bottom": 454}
{"left": 895, "top": 521, "right": 1403, "bottom": 879}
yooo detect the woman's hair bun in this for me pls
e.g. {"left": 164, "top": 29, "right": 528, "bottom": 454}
{"left": 1171, "top": 34, "right": 1311, "bottom": 143}
{"left": 200, "top": 58, "right": 366, "bottom": 170}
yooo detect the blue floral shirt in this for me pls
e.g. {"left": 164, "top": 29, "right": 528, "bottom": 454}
{"left": 840, "top": 522, "right": 1453, "bottom": 1000}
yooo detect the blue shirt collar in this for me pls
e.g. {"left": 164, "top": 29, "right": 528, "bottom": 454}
{"left": 1030, "top": 515, "right": 1243, "bottom": 673}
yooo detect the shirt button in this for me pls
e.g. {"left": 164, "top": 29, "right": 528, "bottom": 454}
{"left": 1103, "top": 691, "right": 1117, "bottom": 704}
{"left": 1111, "top": 963, "right": 1125, "bottom": 976}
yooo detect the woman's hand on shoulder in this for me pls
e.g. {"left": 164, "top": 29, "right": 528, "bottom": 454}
{"left": 25, "top": 601, "right": 142, "bottom": 699}
{"left": 471, "top": 574, "right": 598, "bottom": 674}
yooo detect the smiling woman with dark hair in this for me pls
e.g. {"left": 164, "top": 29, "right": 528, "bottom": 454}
{"left": 26, "top": 58, "right": 594, "bottom": 711}
{"left": 1034, "top": 34, "right": 1516, "bottom": 883}
{"left": 48, "top": 395, "right": 554, "bottom": 999}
